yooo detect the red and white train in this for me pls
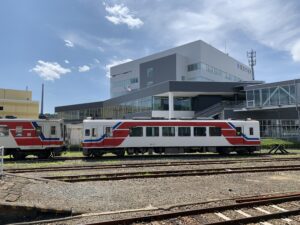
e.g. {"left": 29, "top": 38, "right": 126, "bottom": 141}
{"left": 82, "top": 119, "right": 260, "bottom": 157}
{"left": 0, "top": 118, "right": 66, "bottom": 159}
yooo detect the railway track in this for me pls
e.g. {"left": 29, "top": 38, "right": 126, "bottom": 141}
{"left": 84, "top": 194, "right": 300, "bottom": 225}
{"left": 5, "top": 157, "right": 300, "bottom": 174}
{"left": 42, "top": 164, "right": 300, "bottom": 182}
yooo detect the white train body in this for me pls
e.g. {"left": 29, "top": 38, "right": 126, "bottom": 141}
{"left": 0, "top": 118, "right": 65, "bottom": 159}
{"left": 82, "top": 119, "right": 260, "bottom": 156}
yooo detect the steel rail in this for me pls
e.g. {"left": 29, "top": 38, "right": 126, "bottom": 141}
{"left": 43, "top": 164, "right": 300, "bottom": 182}
{"left": 5, "top": 157, "right": 300, "bottom": 174}
{"left": 84, "top": 195, "right": 300, "bottom": 225}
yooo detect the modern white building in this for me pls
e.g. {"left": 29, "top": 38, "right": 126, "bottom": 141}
{"left": 110, "top": 40, "right": 253, "bottom": 98}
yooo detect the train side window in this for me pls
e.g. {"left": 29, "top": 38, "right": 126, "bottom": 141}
{"left": 92, "top": 128, "right": 97, "bottom": 137}
{"left": 85, "top": 129, "right": 90, "bottom": 136}
{"left": 249, "top": 127, "right": 254, "bottom": 135}
{"left": 209, "top": 127, "right": 221, "bottom": 136}
{"left": 178, "top": 127, "right": 191, "bottom": 136}
{"left": 105, "top": 127, "right": 112, "bottom": 137}
{"left": 162, "top": 127, "right": 175, "bottom": 136}
{"left": 129, "top": 127, "right": 143, "bottom": 137}
{"left": 235, "top": 127, "right": 242, "bottom": 136}
{"left": 194, "top": 127, "right": 206, "bottom": 136}
{"left": 16, "top": 126, "right": 23, "bottom": 136}
{"left": 146, "top": 127, "right": 159, "bottom": 137}
{"left": 0, "top": 126, "right": 9, "bottom": 136}
{"left": 50, "top": 126, "right": 56, "bottom": 135}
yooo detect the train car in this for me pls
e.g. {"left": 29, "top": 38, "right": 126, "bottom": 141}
{"left": 81, "top": 119, "right": 260, "bottom": 157}
{"left": 0, "top": 118, "right": 66, "bottom": 159}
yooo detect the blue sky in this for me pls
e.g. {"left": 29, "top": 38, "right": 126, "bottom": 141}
{"left": 1, "top": 0, "right": 300, "bottom": 113}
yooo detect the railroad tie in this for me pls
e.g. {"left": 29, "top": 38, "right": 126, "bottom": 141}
{"left": 255, "top": 206, "right": 292, "bottom": 223}
{"left": 214, "top": 212, "right": 231, "bottom": 221}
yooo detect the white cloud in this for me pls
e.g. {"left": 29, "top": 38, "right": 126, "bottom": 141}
{"left": 64, "top": 39, "right": 74, "bottom": 47}
{"left": 30, "top": 60, "right": 71, "bottom": 81}
{"left": 78, "top": 65, "right": 90, "bottom": 72}
{"left": 140, "top": 0, "right": 300, "bottom": 62}
{"left": 105, "top": 59, "right": 132, "bottom": 78}
{"left": 64, "top": 60, "right": 69, "bottom": 64}
{"left": 104, "top": 3, "right": 143, "bottom": 29}
{"left": 94, "top": 58, "right": 100, "bottom": 64}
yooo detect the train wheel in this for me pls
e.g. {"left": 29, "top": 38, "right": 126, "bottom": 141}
{"left": 37, "top": 151, "right": 51, "bottom": 159}
{"left": 115, "top": 149, "right": 125, "bottom": 157}
{"left": 12, "top": 151, "right": 26, "bottom": 160}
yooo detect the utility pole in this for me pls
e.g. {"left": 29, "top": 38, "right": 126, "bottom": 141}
{"left": 40, "top": 83, "right": 44, "bottom": 117}
{"left": 247, "top": 49, "right": 256, "bottom": 80}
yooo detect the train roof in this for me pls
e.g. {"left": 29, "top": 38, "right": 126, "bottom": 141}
{"left": 83, "top": 119, "right": 258, "bottom": 123}
{"left": 0, "top": 118, "right": 63, "bottom": 122}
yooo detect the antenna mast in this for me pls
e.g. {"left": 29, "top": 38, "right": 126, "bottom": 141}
{"left": 247, "top": 49, "right": 256, "bottom": 80}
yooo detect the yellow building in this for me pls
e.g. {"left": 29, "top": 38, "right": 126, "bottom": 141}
{"left": 0, "top": 88, "right": 39, "bottom": 119}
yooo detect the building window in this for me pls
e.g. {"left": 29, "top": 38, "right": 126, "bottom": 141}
{"left": 187, "top": 63, "right": 198, "bottom": 72}
{"left": 50, "top": 126, "right": 56, "bottom": 135}
{"left": 130, "top": 78, "right": 138, "bottom": 84}
{"left": 0, "top": 126, "right": 9, "bottom": 136}
{"left": 146, "top": 127, "right": 159, "bottom": 137}
{"left": 16, "top": 126, "right": 23, "bottom": 137}
{"left": 162, "top": 127, "right": 175, "bottom": 136}
{"left": 178, "top": 127, "right": 191, "bottom": 136}
{"left": 194, "top": 127, "right": 206, "bottom": 136}
{"left": 209, "top": 127, "right": 221, "bottom": 136}
{"left": 130, "top": 127, "right": 143, "bottom": 137}
{"left": 146, "top": 67, "right": 154, "bottom": 79}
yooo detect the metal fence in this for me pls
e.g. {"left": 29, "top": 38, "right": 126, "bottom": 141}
{"left": 0, "top": 146, "right": 3, "bottom": 178}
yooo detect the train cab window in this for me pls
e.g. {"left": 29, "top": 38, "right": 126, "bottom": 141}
{"left": 50, "top": 126, "right": 56, "bottom": 135}
{"left": 146, "top": 127, "right": 159, "bottom": 137}
{"left": 105, "top": 127, "right": 112, "bottom": 137}
{"left": 16, "top": 126, "right": 23, "bottom": 137}
{"left": 235, "top": 127, "right": 242, "bottom": 136}
{"left": 162, "top": 127, "right": 175, "bottom": 136}
{"left": 194, "top": 127, "right": 206, "bottom": 136}
{"left": 85, "top": 129, "right": 90, "bottom": 136}
{"left": 178, "top": 127, "right": 191, "bottom": 136}
{"left": 209, "top": 127, "right": 221, "bottom": 136}
{"left": 92, "top": 128, "right": 97, "bottom": 137}
{"left": 249, "top": 127, "right": 254, "bottom": 135}
{"left": 130, "top": 127, "right": 143, "bottom": 137}
{"left": 36, "top": 126, "right": 42, "bottom": 136}
{"left": 0, "top": 126, "right": 9, "bottom": 136}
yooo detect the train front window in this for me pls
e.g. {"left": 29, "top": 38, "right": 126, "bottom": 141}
{"left": 162, "top": 127, "right": 175, "bottom": 136}
{"left": 209, "top": 127, "right": 221, "bottom": 136}
{"left": 178, "top": 127, "right": 191, "bottom": 136}
{"left": 50, "top": 126, "right": 56, "bottom": 135}
{"left": 249, "top": 127, "right": 254, "bottom": 135}
{"left": 194, "top": 127, "right": 206, "bottom": 136}
{"left": 0, "top": 126, "right": 9, "bottom": 136}
{"left": 146, "top": 127, "right": 159, "bottom": 137}
{"left": 85, "top": 129, "right": 90, "bottom": 136}
{"left": 235, "top": 127, "right": 242, "bottom": 136}
{"left": 129, "top": 127, "right": 143, "bottom": 137}
{"left": 92, "top": 128, "right": 97, "bottom": 137}
{"left": 36, "top": 126, "right": 42, "bottom": 136}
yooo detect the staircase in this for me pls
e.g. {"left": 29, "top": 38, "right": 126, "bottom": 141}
{"left": 195, "top": 102, "right": 224, "bottom": 118}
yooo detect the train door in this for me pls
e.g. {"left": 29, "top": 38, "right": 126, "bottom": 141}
{"left": 35, "top": 123, "right": 43, "bottom": 148}
{"left": 234, "top": 125, "right": 244, "bottom": 144}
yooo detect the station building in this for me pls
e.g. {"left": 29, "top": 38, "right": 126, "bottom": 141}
{"left": 0, "top": 88, "right": 39, "bottom": 119}
{"left": 55, "top": 40, "right": 300, "bottom": 140}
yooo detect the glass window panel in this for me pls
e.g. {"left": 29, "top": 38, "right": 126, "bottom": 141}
{"left": 178, "top": 127, "right": 191, "bottom": 136}
{"left": 254, "top": 89, "right": 261, "bottom": 106}
{"left": 261, "top": 88, "right": 270, "bottom": 106}
{"left": 146, "top": 127, "right": 159, "bottom": 137}
{"left": 270, "top": 87, "right": 279, "bottom": 105}
{"left": 279, "top": 86, "right": 290, "bottom": 105}
{"left": 209, "top": 127, "right": 221, "bottom": 136}
{"left": 162, "top": 127, "right": 175, "bottom": 136}
{"left": 129, "top": 127, "right": 143, "bottom": 137}
{"left": 50, "top": 126, "right": 56, "bottom": 135}
{"left": 0, "top": 126, "right": 9, "bottom": 136}
{"left": 194, "top": 127, "right": 206, "bottom": 136}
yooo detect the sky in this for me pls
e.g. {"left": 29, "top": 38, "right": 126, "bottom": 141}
{"left": 1, "top": 0, "right": 300, "bottom": 113}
